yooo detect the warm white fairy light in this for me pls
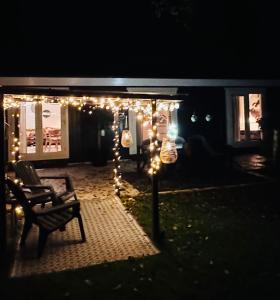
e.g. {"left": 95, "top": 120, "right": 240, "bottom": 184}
{"left": 3, "top": 94, "right": 180, "bottom": 115}
{"left": 10, "top": 111, "right": 22, "bottom": 165}
{"left": 112, "top": 108, "right": 122, "bottom": 195}
{"left": 148, "top": 101, "right": 161, "bottom": 176}
{"left": 4, "top": 94, "right": 180, "bottom": 188}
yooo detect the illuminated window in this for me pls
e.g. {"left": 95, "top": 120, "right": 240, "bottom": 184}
{"left": 8, "top": 102, "right": 69, "bottom": 161}
{"left": 142, "top": 111, "right": 171, "bottom": 141}
{"left": 234, "top": 93, "right": 263, "bottom": 143}
{"left": 42, "top": 103, "right": 62, "bottom": 153}
{"left": 249, "top": 94, "right": 262, "bottom": 140}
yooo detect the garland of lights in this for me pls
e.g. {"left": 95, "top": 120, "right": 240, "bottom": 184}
{"left": 4, "top": 94, "right": 180, "bottom": 193}
{"left": 148, "top": 101, "right": 161, "bottom": 175}
{"left": 10, "top": 111, "right": 21, "bottom": 163}
{"left": 3, "top": 94, "right": 180, "bottom": 113}
{"left": 10, "top": 110, "right": 23, "bottom": 192}
{"left": 112, "top": 108, "right": 122, "bottom": 195}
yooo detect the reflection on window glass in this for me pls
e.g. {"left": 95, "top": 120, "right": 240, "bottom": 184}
{"left": 236, "top": 96, "right": 246, "bottom": 142}
{"left": 19, "top": 102, "right": 36, "bottom": 154}
{"left": 249, "top": 94, "right": 262, "bottom": 140}
{"left": 42, "top": 103, "right": 62, "bottom": 152}
{"left": 142, "top": 111, "right": 170, "bottom": 141}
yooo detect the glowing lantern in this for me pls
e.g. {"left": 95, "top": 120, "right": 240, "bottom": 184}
{"left": 191, "top": 113, "right": 198, "bottom": 123}
{"left": 121, "top": 116, "right": 133, "bottom": 148}
{"left": 167, "top": 123, "right": 178, "bottom": 140}
{"left": 160, "top": 138, "right": 178, "bottom": 164}
{"left": 121, "top": 129, "right": 133, "bottom": 148}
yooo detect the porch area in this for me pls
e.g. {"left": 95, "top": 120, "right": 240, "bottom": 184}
{"left": 10, "top": 162, "right": 158, "bottom": 277}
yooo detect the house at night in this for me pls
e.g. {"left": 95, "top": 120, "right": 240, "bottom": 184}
{"left": 1, "top": 78, "right": 280, "bottom": 168}
{"left": 1, "top": 0, "right": 280, "bottom": 263}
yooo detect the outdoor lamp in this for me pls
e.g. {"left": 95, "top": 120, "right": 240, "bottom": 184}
{"left": 205, "top": 114, "right": 212, "bottom": 122}
{"left": 160, "top": 137, "right": 178, "bottom": 164}
{"left": 167, "top": 123, "right": 178, "bottom": 140}
{"left": 121, "top": 116, "right": 133, "bottom": 148}
{"left": 191, "top": 113, "right": 198, "bottom": 123}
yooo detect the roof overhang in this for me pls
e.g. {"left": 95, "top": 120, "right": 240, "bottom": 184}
{"left": 1, "top": 77, "right": 280, "bottom": 88}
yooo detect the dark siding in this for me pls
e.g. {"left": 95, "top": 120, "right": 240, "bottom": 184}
{"left": 178, "top": 88, "right": 226, "bottom": 151}
{"left": 262, "top": 88, "right": 280, "bottom": 156}
{"left": 69, "top": 107, "right": 82, "bottom": 162}
{"left": 69, "top": 107, "right": 114, "bottom": 163}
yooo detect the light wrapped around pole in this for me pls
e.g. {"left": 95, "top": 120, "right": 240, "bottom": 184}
{"left": 112, "top": 109, "right": 122, "bottom": 195}
{"left": 160, "top": 138, "right": 178, "bottom": 164}
{"left": 121, "top": 116, "right": 133, "bottom": 148}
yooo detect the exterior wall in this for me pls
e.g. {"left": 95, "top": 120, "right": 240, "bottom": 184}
{"left": 39, "top": 87, "right": 280, "bottom": 165}
{"left": 69, "top": 107, "right": 113, "bottom": 163}
{"left": 68, "top": 89, "right": 227, "bottom": 164}
{"left": 177, "top": 87, "right": 227, "bottom": 151}
{"left": 262, "top": 87, "right": 280, "bottom": 158}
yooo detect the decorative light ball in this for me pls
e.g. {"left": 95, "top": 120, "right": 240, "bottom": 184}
{"left": 121, "top": 129, "right": 133, "bottom": 148}
{"left": 167, "top": 124, "right": 178, "bottom": 139}
{"left": 205, "top": 114, "right": 212, "bottom": 122}
{"left": 160, "top": 138, "right": 178, "bottom": 164}
{"left": 191, "top": 114, "right": 198, "bottom": 123}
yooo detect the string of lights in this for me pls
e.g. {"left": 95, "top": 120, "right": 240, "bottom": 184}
{"left": 10, "top": 111, "right": 21, "bottom": 164}
{"left": 3, "top": 94, "right": 180, "bottom": 113}
{"left": 112, "top": 108, "right": 122, "bottom": 195}
{"left": 148, "top": 101, "right": 161, "bottom": 175}
{"left": 4, "top": 94, "right": 181, "bottom": 193}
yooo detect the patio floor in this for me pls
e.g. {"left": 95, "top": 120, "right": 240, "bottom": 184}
{"left": 10, "top": 162, "right": 159, "bottom": 277}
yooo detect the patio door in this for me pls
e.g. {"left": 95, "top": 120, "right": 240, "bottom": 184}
{"left": 225, "top": 88, "right": 264, "bottom": 147}
{"left": 7, "top": 102, "right": 69, "bottom": 161}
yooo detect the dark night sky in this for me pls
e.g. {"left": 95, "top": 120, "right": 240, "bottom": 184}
{"left": 0, "top": 1, "right": 279, "bottom": 78}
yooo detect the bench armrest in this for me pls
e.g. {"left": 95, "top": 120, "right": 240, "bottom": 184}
{"left": 39, "top": 175, "right": 75, "bottom": 191}
{"left": 35, "top": 200, "right": 80, "bottom": 216}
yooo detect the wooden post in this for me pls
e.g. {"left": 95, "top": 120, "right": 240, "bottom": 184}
{"left": 0, "top": 93, "right": 7, "bottom": 255}
{"left": 151, "top": 100, "right": 160, "bottom": 241}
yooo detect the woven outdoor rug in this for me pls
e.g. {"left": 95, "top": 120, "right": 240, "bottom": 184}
{"left": 10, "top": 163, "right": 159, "bottom": 277}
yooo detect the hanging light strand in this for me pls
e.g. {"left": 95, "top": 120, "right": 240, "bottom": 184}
{"left": 3, "top": 94, "right": 180, "bottom": 114}
{"left": 112, "top": 107, "right": 122, "bottom": 195}
{"left": 10, "top": 109, "right": 23, "bottom": 186}
{"left": 10, "top": 110, "right": 21, "bottom": 164}
{"left": 148, "top": 100, "right": 161, "bottom": 175}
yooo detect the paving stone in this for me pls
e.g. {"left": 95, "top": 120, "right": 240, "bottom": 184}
{"left": 10, "top": 162, "right": 158, "bottom": 277}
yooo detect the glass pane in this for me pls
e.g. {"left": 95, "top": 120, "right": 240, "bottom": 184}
{"left": 157, "top": 111, "right": 170, "bottom": 140}
{"left": 142, "top": 119, "right": 152, "bottom": 141}
{"left": 235, "top": 96, "right": 246, "bottom": 142}
{"left": 19, "top": 102, "right": 36, "bottom": 154}
{"left": 249, "top": 94, "right": 262, "bottom": 140}
{"left": 141, "top": 111, "right": 170, "bottom": 142}
{"left": 42, "top": 103, "right": 62, "bottom": 152}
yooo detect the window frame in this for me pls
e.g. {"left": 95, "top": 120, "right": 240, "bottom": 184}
{"left": 7, "top": 103, "right": 69, "bottom": 161}
{"left": 225, "top": 88, "right": 265, "bottom": 147}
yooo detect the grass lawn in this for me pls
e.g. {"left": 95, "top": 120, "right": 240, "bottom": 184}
{"left": 122, "top": 163, "right": 266, "bottom": 192}
{"left": 2, "top": 181, "right": 280, "bottom": 299}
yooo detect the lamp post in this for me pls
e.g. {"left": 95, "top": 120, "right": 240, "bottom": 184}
{"left": 151, "top": 99, "right": 160, "bottom": 241}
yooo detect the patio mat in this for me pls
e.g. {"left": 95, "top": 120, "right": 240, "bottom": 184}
{"left": 10, "top": 196, "right": 159, "bottom": 277}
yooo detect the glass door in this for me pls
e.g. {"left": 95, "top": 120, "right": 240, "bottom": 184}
{"left": 8, "top": 102, "right": 69, "bottom": 161}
